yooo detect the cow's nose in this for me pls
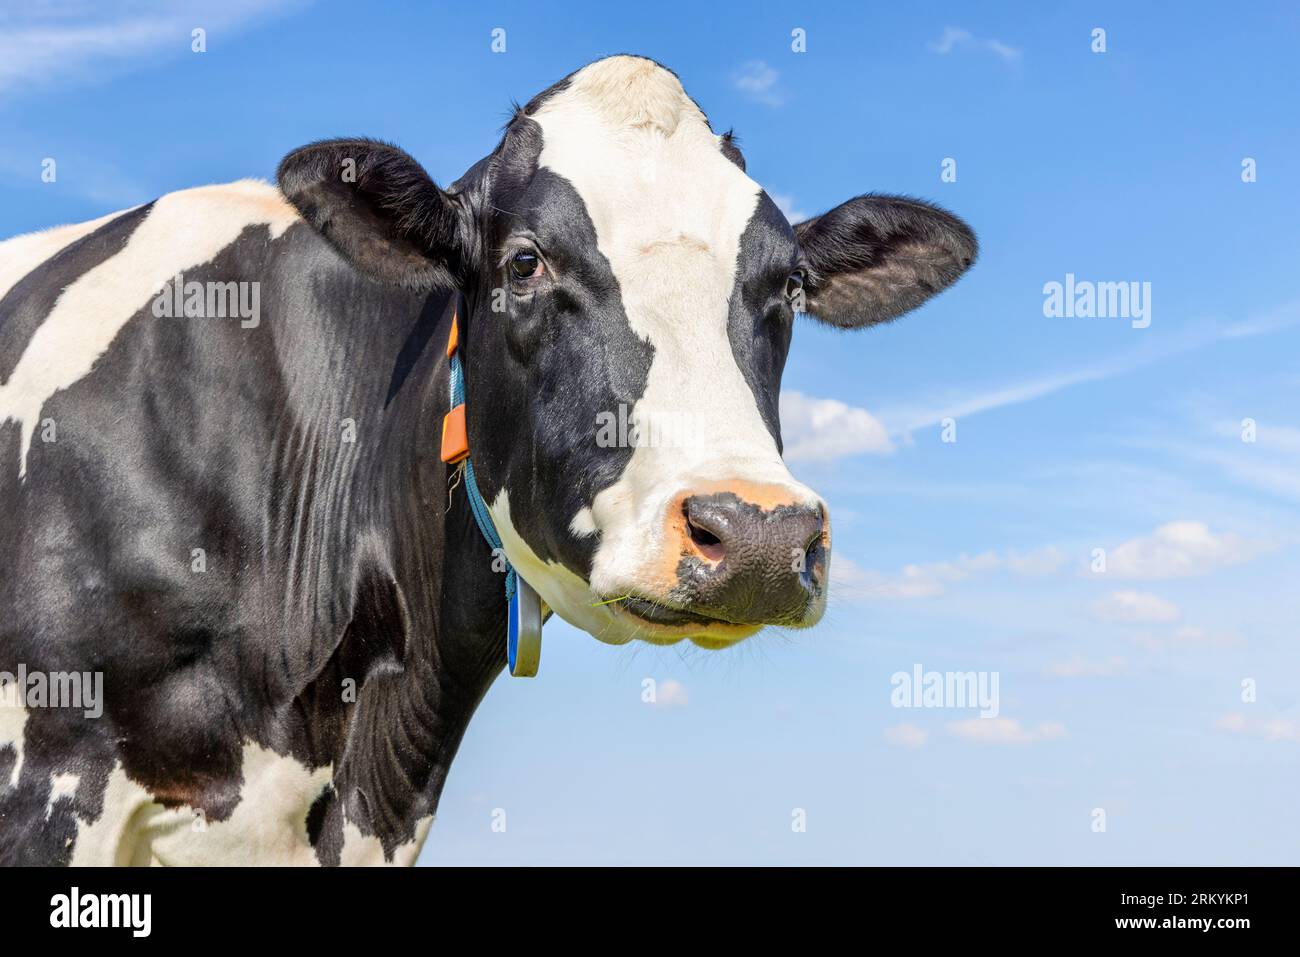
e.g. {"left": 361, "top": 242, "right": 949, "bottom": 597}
{"left": 678, "top": 491, "right": 828, "bottom": 625}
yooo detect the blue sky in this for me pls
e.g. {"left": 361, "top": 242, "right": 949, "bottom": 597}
{"left": 2, "top": 1, "right": 1297, "bottom": 864}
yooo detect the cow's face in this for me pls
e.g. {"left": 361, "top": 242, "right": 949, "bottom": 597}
{"left": 280, "top": 56, "right": 975, "bottom": 649}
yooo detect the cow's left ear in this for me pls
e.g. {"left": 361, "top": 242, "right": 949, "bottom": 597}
{"left": 277, "top": 138, "right": 474, "bottom": 291}
{"left": 793, "top": 195, "right": 977, "bottom": 329}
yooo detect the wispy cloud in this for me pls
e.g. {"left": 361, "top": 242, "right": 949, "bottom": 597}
{"left": 834, "top": 518, "right": 1269, "bottom": 609}
{"left": 0, "top": 0, "right": 305, "bottom": 97}
{"left": 947, "top": 717, "right": 1065, "bottom": 745}
{"left": 1128, "top": 625, "right": 1244, "bottom": 651}
{"left": 878, "top": 348, "right": 1161, "bottom": 437}
{"left": 1089, "top": 589, "right": 1180, "bottom": 624}
{"left": 1220, "top": 298, "right": 1300, "bottom": 339}
{"left": 1045, "top": 655, "right": 1128, "bottom": 678}
{"left": 883, "top": 723, "right": 929, "bottom": 748}
{"left": 832, "top": 546, "right": 1066, "bottom": 602}
{"left": 928, "top": 26, "right": 1022, "bottom": 63}
{"left": 1216, "top": 711, "right": 1300, "bottom": 744}
{"left": 731, "top": 60, "right": 786, "bottom": 107}
{"left": 877, "top": 303, "right": 1300, "bottom": 438}
{"left": 1153, "top": 415, "right": 1300, "bottom": 505}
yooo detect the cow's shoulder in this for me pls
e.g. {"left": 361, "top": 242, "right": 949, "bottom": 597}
{"left": 0, "top": 179, "right": 299, "bottom": 283}
{"left": 0, "top": 211, "right": 126, "bottom": 298}
{"left": 148, "top": 178, "right": 302, "bottom": 240}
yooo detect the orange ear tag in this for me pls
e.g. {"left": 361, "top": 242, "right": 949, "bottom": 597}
{"left": 440, "top": 312, "right": 469, "bottom": 463}
{"left": 445, "top": 312, "right": 460, "bottom": 358}
{"left": 441, "top": 404, "right": 468, "bottom": 464}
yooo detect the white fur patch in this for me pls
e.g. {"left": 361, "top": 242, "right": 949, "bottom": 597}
{"left": 491, "top": 490, "right": 628, "bottom": 644}
{"left": 67, "top": 742, "right": 430, "bottom": 866}
{"left": 569, "top": 506, "right": 598, "bottom": 538}
{"left": 45, "top": 771, "right": 80, "bottom": 820}
{"left": 526, "top": 57, "right": 823, "bottom": 631}
{"left": 0, "top": 680, "right": 28, "bottom": 789}
{"left": 0, "top": 210, "right": 129, "bottom": 305}
{"left": 0, "top": 179, "right": 298, "bottom": 478}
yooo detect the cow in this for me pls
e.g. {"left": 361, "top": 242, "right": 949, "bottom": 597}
{"left": 0, "top": 55, "right": 975, "bottom": 865}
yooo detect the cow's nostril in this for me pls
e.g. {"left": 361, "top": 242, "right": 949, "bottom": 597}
{"left": 687, "top": 518, "right": 721, "bottom": 547}
{"left": 683, "top": 501, "right": 726, "bottom": 562}
{"left": 801, "top": 532, "right": 825, "bottom": 586}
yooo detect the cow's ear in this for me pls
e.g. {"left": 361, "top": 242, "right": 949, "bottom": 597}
{"left": 793, "top": 195, "right": 976, "bottom": 329}
{"left": 277, "top": 138, "right": 474, "bottom": 291}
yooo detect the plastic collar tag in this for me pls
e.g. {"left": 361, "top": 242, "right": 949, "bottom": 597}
{"left": 443, "top": 302, "right": 542, "bottom": 677}
{"left": 507, "top": 576, "right": 543, "bottom": 677}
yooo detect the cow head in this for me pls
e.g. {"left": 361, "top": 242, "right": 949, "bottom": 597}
{"left": 279, "top": 55, "right": 976, "bottom": 649}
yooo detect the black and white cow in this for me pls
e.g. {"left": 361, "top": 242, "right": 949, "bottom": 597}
{"left": 0, "top": 56, "right": 975, "bottom": 865}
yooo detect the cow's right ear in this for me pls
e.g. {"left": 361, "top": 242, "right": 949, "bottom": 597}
{"left": 277, "top": 138, "right": 473, "bottom": 291}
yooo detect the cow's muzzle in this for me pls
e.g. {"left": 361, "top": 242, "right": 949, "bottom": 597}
{"left": 645, "top": 489, "right": 829, "bottom": 628}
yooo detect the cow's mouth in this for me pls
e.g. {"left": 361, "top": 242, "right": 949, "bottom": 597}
{"left": 616, "top": 596, "right": 734, "bottom": 628}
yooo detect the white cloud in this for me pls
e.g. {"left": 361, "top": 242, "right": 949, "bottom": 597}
{"left": 1105, "top": 521, "right": 1270, "bottom": 579}
{"left": 928, "top": 26, "right": 1022, "bottom": 63}
{"left": 1090, "top": 589, "right": 1181, "bottom": 623}
{"left": 1006, "top": 546, "right": 1068, "bottom": 576}
{"left": 767, "top": 192, "right": 808, "bottom": 224}
{"left": 831, "top": 553, "right": 994, "bottom": 601}
{"left": 1216, "top": 712, "right": 1300, "bottom": 744}
{"left": 731, "top": 60, "right": 786, "bottom": 107}
{"left": 946, "top": 717, "right": 1065, "bottom": 745}
{"left": 1045, "top": 655, "right": 1128, "bottom": 678}
{"left": 883, "top": 723, "right": 929, "bottom": 748}
{"left": 831, "top": 555, "right": 943, "bottom": 601}
{"left": 0, "top": 0, "right": 304, "bottom": 96}
{"left": 1129, "top": 625, "right": 1244, "bottom": 651}
{"left": 652, "top": 679, "right": 689, "bottom": 709}
{"left": 832, "top": 547, "right": 1066, "bottom": 601}
{"left": 780, "top": 390, "right": 893, "bottom": 462}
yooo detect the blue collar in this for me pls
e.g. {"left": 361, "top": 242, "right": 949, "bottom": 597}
{"left": 441, "top": 304, "right": 543, "bottom": 676}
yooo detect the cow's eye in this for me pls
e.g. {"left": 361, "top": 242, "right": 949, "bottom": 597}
{"left": 509, "top": 249, "right": 544, "bottom": 281}
{"left": 784, "top": 270, "right": 805, "bottom": 301}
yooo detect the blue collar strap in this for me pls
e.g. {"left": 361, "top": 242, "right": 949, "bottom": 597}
{"left": 441, "top": 306, "right": 542, "bottom": 677}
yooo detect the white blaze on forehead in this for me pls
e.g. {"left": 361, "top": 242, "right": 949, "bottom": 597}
{"left": 529, "top": 57, "right": 820, "bottom": 600}
{"left": 0, "top": 179, "right": 298, "bottom": 479}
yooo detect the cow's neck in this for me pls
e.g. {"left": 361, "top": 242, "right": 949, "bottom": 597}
{"left": 288, "top": 287, "right": 506, "bottom": 863}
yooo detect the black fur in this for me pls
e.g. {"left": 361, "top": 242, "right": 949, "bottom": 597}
{"left": 277, "top": 139, "right": 476, "bottom": 291}
{"left": 794, "top": 194, "right": 978, "bottom": 328}
{"left": 0, "top": 57, "right": 976, "bottom": 866}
